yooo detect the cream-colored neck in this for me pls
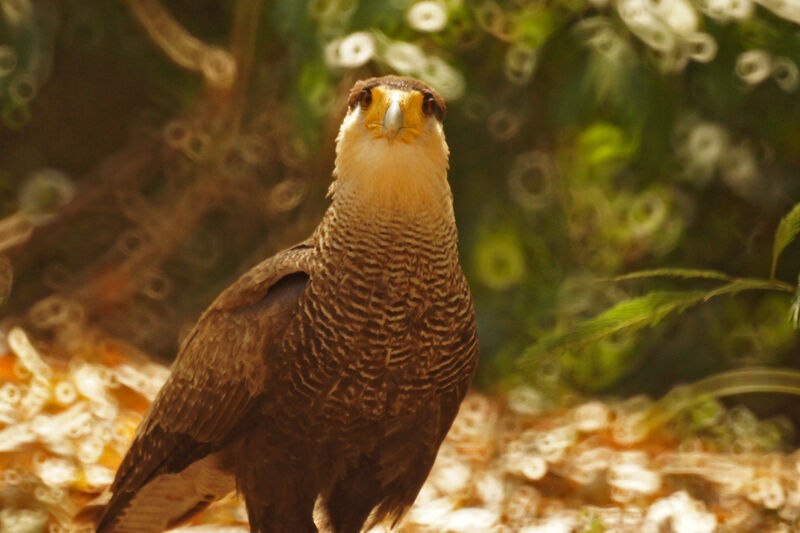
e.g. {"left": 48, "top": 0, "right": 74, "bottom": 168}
{"left": 328, "top": 110, "right": 453, "bottom": 219}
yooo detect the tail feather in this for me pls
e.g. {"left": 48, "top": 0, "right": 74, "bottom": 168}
{"left": 95, "top": 453, "right": 235, "bottom": 533}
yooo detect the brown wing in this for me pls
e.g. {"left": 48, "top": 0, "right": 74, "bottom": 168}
{"left": 96, "top": 243, "right": 312, "bottom": 533}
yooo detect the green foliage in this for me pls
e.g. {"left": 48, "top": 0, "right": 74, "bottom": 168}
{"left": 561, "top": 334, "right": 640, "bottom": 392}
{"left": 523, "top": 202, "right": 799, "bottom": 387}
{"left": 474, "top": 228, "right": 527, "bottom": 290}
{"left": 646, "top": 367, "right": 800, "bottom": 441}
{"left": 524, "top": 291, "right": 707, "bottom": 360}
{"left": 772, "top": 202, "right": 800, "bottom": 278}
{"left": 575, "top": 121, "right": 639, "bottom": 182}
{"left": 611, "top": 269, "right": 734, "bottom": 282}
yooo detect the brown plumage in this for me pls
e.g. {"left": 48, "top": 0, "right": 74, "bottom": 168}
{"left": 96, "top": 75, "right": 478, "bottom": 533}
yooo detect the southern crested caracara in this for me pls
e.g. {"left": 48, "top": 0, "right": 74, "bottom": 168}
{"left": 95, "top": 75, "right": 478, "bottom": 533}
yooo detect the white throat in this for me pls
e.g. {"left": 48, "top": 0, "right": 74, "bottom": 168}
{"left": 329, "top": 110, "right": 453, "bottom": 216}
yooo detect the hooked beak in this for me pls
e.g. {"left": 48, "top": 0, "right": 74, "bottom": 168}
{"left": 382, "top": 100, "right": 403, "bottom": 140}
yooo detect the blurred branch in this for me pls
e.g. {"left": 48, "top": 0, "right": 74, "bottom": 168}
{"left": 229, "top": 0, "right": 263, "bottom": 92}
{"left": 215, "top": 0, "right": 265, "bottom": 137}
{"left": 124, "top": 0, "right": 237, "bottom": 89}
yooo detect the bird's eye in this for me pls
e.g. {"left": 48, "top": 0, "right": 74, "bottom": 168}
{"left": 359, "top": 88, "right": 372, "bottom": 109}
{"left": 421, "top": 93, "right": 437, "bottom": 116}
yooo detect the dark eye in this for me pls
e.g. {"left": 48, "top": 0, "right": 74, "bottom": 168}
{"left": 421, "top": 93, "right": 437, "bottom": 116}
{"left": 359, "top": 88, "right": 372, "bottom": 109}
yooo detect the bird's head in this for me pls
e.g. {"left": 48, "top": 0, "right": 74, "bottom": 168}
{"left": 331, "top": 76, "right": 452, "bottom": 213}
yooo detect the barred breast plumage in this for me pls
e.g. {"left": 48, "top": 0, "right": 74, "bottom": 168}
{"left": 280, "top": 201, "right": 475, "bottom": 420}
{"left": 96, "top": 75, "right": 478, "bottom": 533}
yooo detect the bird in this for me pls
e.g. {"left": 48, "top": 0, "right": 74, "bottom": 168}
{"left": 94, "top": 75, "right": 479, "bottom": 533}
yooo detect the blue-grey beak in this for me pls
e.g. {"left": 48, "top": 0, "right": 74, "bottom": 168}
{"left": 382, "top": 101, "right": 403, "bottom": 139}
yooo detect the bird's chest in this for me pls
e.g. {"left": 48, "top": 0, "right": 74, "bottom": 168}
{"left": 276, "top": 239, "right": 467, "bottom": 424}
{"left": 312, "top": 246, "right": 455, "bottom": 372}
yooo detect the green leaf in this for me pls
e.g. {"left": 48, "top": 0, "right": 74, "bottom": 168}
{"left": 771, "top": 202, "right": 800, "bottom": 278}
{"left": 645, "top": 367, "right": 800, "bottom": 433}
{"left": 701, "top": 278, "right": 794, "bottom": 300}
{"left": 521, "top": 277, "right": 794, "bottom": 366}
{"left": 611, "top": 268, "right": 734, "bottom": 282}
{"left": 521, "top": 290, "right": 706, "bottom": 361}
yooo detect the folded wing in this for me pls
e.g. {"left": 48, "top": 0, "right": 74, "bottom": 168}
{"left": 96, "top": 244, "right": 312, "bottom": 533}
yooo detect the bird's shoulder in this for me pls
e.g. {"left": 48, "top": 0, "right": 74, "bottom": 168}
{"left": 206, "top": 238, "right": 315, "bottom": 313}
{"left": 152, "top": 239, "right": 315, "bottom": 431}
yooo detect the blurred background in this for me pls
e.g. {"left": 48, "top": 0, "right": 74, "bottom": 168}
{"left": 3, "top": 0, "right": 800, "bottom": 530}
{"left": 3, "top": 0, "right": 800, "bottom": 407}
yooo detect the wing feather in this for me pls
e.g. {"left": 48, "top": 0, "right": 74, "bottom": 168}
{"left": 97, "top": 243, "right": 312, "bottom": 533}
